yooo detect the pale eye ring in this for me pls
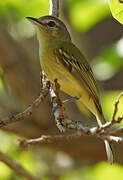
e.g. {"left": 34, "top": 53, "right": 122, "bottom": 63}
{"left": 47, "top": 21, "right": 56, "bottom": 27}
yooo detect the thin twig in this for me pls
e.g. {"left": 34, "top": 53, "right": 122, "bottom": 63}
{"left": 102, "top": 135, "right": 123, "bottom": 144}
{"left": 18, "top": 127, "right": 123, "bottom": 149}
{"left": 99, "top": 92, "right": 123, "bottom": 130}
{"left": 19, "top": 133, "right": 83, "bottom": 149}
{"left": 0, "top": 151, "right": 40, "bottom": 180}
{"left": 109, "top": 126, "right": 123, "bottom": 135}
{"left": 98, "top": 116, "right": 123, "bottom": 131}
{"left": 49, "top": 0, "right": 59, "bottom": 17}
{"left": 0, "top": 80, "right": 50, "bottom": 128}
{"left": 112, "top": 92, "right": 123, "bottom": 122}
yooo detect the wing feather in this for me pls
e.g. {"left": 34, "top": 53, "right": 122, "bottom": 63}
{"left": 55, "top": 42, "right": 102, "bottom": 114}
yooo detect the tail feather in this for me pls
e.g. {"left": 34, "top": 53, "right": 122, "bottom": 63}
{"left": 77, "top": 98, "right": 113, "bottom": 164}
{"left": 96, "top": 115, "right": 113, "bottom": 164}
{"left": 104, "top": 140, "right": 113, "bottom": 164}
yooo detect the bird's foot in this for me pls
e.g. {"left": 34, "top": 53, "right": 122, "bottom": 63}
{"left": 56, "top": 118, "right": 66, "bottom": 133}
{"left": 55, "top": 116, "right": 84, "bottom": 133}
{"left": 64, "top": 119, "right": 84, "bottom": 130}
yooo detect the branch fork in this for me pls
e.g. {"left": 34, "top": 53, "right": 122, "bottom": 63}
{"left": 17, "top": 77, "right": 123, "bottom": 149}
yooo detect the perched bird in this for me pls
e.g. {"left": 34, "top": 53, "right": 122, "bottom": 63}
{"left": 26, "top": 15, "right": 113, "bottom": 164}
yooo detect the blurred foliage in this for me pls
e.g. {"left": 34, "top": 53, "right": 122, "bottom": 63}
{"left": 66, "top": 0, "right": 111, "bottom": 31}
{"left": 0, "top": 131, "right": 53, "bottom": 180}
{"left": 0, "top": 0, "right": 49, "bottom": 20}
{"left": 92, "top": 42, "right": 123, "bottom": 81}
{"left": 0, "top": 0, "right": 111, "bottom": 32}
{"left": 59, "top": 162, "right": 123, "bottom": 180}
{"left": 1, "top": 129, "right": 123, "bottom": 180}
{"left": 108, "top": 0, "right": 123, "bottom": 24}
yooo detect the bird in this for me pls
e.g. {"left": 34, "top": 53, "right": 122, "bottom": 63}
{"left": 26, "top": 15, "right": 113, "bottom": 164}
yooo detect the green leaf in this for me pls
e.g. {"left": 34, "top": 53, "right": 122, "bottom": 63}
{"left": 108, "top": 0, "right": 123, "bottom": 24}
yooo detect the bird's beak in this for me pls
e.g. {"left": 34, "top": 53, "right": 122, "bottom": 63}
{"left": 26, "top": 17, "right": 43, "bottom": 27}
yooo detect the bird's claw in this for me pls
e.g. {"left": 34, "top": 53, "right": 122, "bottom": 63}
{"left": 56, "top": 119, "right": 66, "bottom": 132}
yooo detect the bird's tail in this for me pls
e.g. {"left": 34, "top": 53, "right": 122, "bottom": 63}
{"left": 96, "top": 115, "right": 113, "bottom": 164}
{"left": 104, "top": 140, "right": 113, "bottom": 164}
{"left": 76, "top": 99, "right": 113, "bottom": 163}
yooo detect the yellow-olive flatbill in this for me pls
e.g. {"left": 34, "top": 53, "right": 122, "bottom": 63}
{"left": 26, "top": 16, "right": 113, "bottom": 164}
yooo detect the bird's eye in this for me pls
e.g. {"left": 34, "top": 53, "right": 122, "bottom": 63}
{"left": 47, "top": 21, "right": 56, "bottom": 27}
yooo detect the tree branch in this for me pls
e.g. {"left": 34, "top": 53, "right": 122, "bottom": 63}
{"left": 18, "top": 80, "right": 123, "bottom": 149}
{"left": 49, "top": 0, "right": 59, "bottom": 17}
{"left": 0, "top": 76, "right": 50, "bottom": 128}
{"left": 0, "top": 151, "right": 40, "bottom": 180}
{"left": 19, "top": 130, "right": 123, "bottom": 150}
{"left": 109, "top": 126, "right": 123, "bottom": 135}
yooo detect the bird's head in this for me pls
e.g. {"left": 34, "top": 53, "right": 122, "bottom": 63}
{"left": 26, "top": 16, "right": 71, "bottom": 42}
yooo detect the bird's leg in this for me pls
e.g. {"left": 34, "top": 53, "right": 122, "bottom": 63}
{"left": 53, "top": 78, "right": 62, "bottom": 105}
{"left": 50, "top": 79, "right": 67, "bottom": 132}
{"left": 50, "top": 79, "right": 84, "bottom": 132}
{"left": 40, "top": 71, "right": 49, "bottom": 90}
